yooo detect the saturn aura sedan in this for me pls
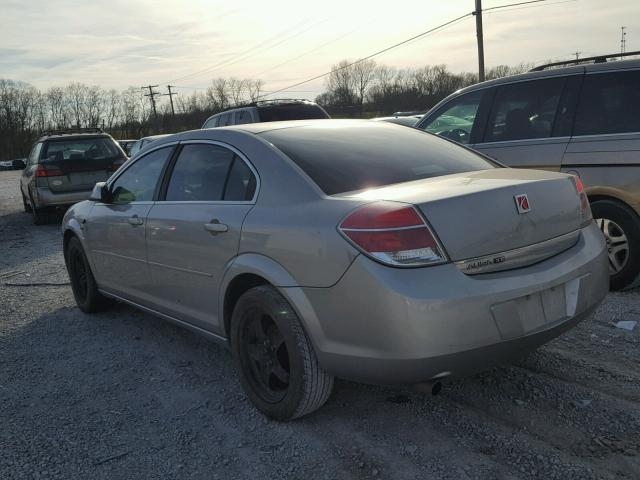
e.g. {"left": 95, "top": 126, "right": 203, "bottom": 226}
{"left": 62, "top": 120, "right": 609, "bottom": 420}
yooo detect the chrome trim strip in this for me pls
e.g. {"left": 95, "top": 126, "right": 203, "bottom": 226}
{"left": 148, "top": 260, "right": 213, "bottom": 277}
{"left": 340, "top": 224, "right": 426, "bottom": 233}
{"left": 455, "top": 230, "right": 580, "bottom": 275}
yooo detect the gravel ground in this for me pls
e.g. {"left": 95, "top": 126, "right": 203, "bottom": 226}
{"left": 1, "top": 169, "right": 639, "bottom": 480}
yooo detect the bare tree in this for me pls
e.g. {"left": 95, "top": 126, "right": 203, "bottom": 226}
{"left": 247, "top": 79, "right": 265, "bottom": 102}
{"left": 352, "top": 59, "right": 377, "bottom": 114}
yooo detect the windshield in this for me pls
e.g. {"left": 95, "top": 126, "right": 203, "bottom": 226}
{"left": 41, "top": 137, "right": 121, "bottom": 163}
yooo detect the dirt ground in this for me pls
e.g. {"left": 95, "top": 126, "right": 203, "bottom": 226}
{"left": 1, "top": 169, "right": 639, "bottom": 480}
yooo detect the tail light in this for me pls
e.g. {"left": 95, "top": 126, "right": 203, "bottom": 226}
{"left": 338, "top": 201, "right": 447, "bottom": 267}
{"left": 35, "top": 164, "right": 64, "bottom": 177}
{"left": 110, "top": 157, "right": 127, "bottom": 171}
{"left": 570, "top": 176, "right": 593, "bottom": 227}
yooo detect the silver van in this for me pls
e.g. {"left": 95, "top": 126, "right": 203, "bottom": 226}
{"left": 416, "top": 53, "right": 640, "bottom": 290}
{"left": 201, "top": 99, "right": 329, "bottom": 129}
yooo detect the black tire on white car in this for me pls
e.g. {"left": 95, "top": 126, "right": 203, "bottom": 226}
{"left": 591, "top": 199, "right": 640, "bottom": 291}
{"left": 230, "top": 285, "right": 334, "bottom": 420}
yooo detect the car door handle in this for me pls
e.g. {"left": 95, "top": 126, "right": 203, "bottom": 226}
{"left": 128, "top": 215, "right": 143, "bottom": 226}
{"left": 204, "top": 221, "right": 228, "bottom": 234}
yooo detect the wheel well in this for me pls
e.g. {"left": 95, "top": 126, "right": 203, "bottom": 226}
{"left": 62, "top": 230, "right": 76, "bottom": 259}
{"left": 223, "top": 273, "right": 269, "bottom": 339}
{"left": 588, "top": 195, "right": 640, "bottom": 219}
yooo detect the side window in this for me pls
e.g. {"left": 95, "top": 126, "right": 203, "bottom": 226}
{"left": 165, "top": 144, "right": 235, "bottom": 201}
{"left": 110, "top": 147, "right": 173, "bottom": 203}
{"left": 485, "top": 78, "right": 565, "bottom": 142}
{"left": 203, "top": 116, "right": 219, "bottom": 129}
{"left": 419, "top": 90, "right": 483, "bottom": 144}
{"left": 224, "top": 157, "right": 257, "bottom": 201}
{"left": 574, "top": 71, "right": 640, "bottom": 136}
{"left": 235, "top": 110, "right": 253, "bottom": 125}
{"left": 28, "top": 143, "right": 42, "bottom": 165}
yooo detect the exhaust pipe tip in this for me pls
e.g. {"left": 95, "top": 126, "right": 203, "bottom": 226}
{"left": 413, "top": 380, "right": 443, "bottom": 396}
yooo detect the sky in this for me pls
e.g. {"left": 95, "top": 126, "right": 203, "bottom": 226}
{"left": 0, "top": 0, "right": 638, "bottom": 103}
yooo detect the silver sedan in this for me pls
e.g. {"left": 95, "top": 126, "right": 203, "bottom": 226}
{"left": 61, "top": 120, "right": 609, "bottom": 420}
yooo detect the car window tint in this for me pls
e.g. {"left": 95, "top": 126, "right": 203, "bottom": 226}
{"left": 224, "top": 158, "right": 256, "bottom": 201}
{"left": 574, "top": 71, "right": 640, "bottom": 136}
{"left": 235, "top": 110, "right": 253, "bottom": 125}
{"left": 110, "top": 147, "right": 172, "bottom": 203}
{"left": 419, "top": 90, "right": 483, "bottom": 144}
{"left": 261, "top": 125, "right": 495, "bottom": 196}
{"left": 166, "top": 144, "right": 235, "bottom": 201}
{"left": 257, "top": 104, "right": 329, "bottom": 122}
{"left": 485, "top": 78, "right": 564, "bottom": 142}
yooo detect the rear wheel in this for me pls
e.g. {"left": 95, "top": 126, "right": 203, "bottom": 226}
{"left": 28, "top": 191, "right": 49, "bottom": 225}
{"left": 65, "top": 236, "right": 111, "bottom": 313}
{"left": 230, "top": 285, "right": 334, "bottom": 420}
{"left": 21, "top": 192, "right": 32, "bottom": 213}
{"left": 591, "top": 199, "right": 640, "bottom": 291}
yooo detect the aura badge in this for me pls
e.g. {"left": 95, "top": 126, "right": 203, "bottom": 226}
{"left": 514, "top": 194, "right": 531, "bottom": 214}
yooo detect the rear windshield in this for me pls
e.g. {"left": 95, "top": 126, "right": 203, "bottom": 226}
{"left": 41, "top": 137, "right": 120, "bottom": 163}
{"left": 257, "top": 104, "right": 329, "bottom": 122}
{"left": 261, "top": 123, "right": 495, "bottom": 195}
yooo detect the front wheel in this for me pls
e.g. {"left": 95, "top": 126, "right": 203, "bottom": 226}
{"left": 591, "top": 199, "right": 640, "bottom": 291}
{"left": 230, "top": 285, "right": 334, "bottom": 420}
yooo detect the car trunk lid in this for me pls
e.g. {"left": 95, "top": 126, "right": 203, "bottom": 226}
{"left": 342, "top": 169, "right": 582, "bottom": 262}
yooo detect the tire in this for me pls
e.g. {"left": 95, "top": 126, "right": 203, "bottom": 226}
{"left": 28, "top": 191, "right": 49, "bottom": 225}
{"left": 230, "top": 285, "right": 334, "bottom": 420}
{"left": 21, "top": 192, "right": 32, "bottom": 213}
{"left": 65, "top": 236, "right": 112, "bottom": 313}
{"left": 591, "top": 199, "right": 640, "bottom": 291}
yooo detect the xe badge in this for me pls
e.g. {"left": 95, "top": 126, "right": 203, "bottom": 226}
{"left": 514, "top": 194, "right": 531, "bottom": 214}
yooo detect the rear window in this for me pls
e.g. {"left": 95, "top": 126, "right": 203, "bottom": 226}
{"left": 261, "top": 123, "right": 495, "bottom": 195}
{"left": 42, "top": 137, "right": 120, "bottom": 163}
{"left": 257, "top": 104, "right": 329, "bottom": 122}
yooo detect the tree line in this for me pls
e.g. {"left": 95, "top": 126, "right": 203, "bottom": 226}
{"left": 0, "top": 62, "right": 530, "bottom": 160}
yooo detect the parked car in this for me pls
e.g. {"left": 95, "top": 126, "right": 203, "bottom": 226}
{"left": 128, "top": 134, "right": 170, "bottom": 157}
{"left": 117, "top": 139, "right": 137, "bottom": 156}
{"left": 0, "top": 158, "right": 26, "bottom": 170}
{"left": 416, "top": 53, "right": 640, "bottom": 290}
{"left": 62, "top": 120, "right": 608, "bottom": 420}
{"left": 371, "top": 115, "right": 423, "bottom": 127}
{"left": 20, "top": 128, "right": 126, "bottom": 224}
{"left": 201, "top": 99, "right": 329, "bottom": 129}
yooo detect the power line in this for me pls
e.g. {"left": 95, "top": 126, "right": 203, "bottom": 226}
{"left": 257, "top": 11, "right": 474, "bottom": 100}
{"left": 483, "top": 0, "right": 545, "bottom": 12}
{"left": 162, "top": 17, "right": 329, "bottom": 85}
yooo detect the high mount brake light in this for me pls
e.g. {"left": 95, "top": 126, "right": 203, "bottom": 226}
{"left": 570, "top": 175, "right": 592, "bottom": 227}
{"left": 35, "top": 164, "right": 63, "bottom": 177}
{"left": 339, "top": 202, "right": 447, "bottom": 267}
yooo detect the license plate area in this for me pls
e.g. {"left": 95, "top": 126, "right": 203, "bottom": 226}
{"left": 491, "top": 278, "right": 581, "bottom": 340}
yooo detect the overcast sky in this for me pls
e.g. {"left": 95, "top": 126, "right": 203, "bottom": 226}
{"left": 1, "top": 0, "right": 638, "bottom": 101}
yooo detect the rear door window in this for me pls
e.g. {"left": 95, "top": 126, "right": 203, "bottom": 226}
{"left": 165, "top": 144, "right": 235, "bottom": 201}
{"left": 574, "top": 70, "right": 640, "bottom": 136}
{"left": 28, "top": 142, "right": 42, "bottom": 165}
{"left": 203, "top": 116, "right": 219, "bottom": 128}
{"left": 484, "top": 78, "right": 565, "bottom": 142}
{"left": 218, "top": 113, "right": 233, "bottom": 126}
{"left": 419, "top": 90, "right": 483, "bottom": 144}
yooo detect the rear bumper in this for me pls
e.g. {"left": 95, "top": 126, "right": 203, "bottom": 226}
{"left": 285, "top": 222, "right": 608, "bottom": 384}
{"left": 33, "top": 187, "right": 92, "bottom": 208}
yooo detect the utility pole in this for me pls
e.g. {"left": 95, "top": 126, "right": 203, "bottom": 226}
{"left": 574, "top": 51, "right": 581, "bottom": 61}
{"left": 142, "top": 85, "right": 160, "bottom": 119}
{"left": 620, "top": 26, "right": 627, "bottom": 59}
{"left": 474, "top": 0, "right": 485, "bottom": 82}
{"left": 163, "top": 85, "right": 178, "bottom": 117}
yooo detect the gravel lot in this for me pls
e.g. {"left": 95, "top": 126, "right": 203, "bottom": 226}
{"left": 1, "top": 169, "right": 639, "bottom": 480}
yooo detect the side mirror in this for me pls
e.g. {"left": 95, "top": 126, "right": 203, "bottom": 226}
{"left": 13, "top": 159, "right": 26, "bottom": 170}
{"left": 89, "top": 182, "right": 111, "bottom": 203}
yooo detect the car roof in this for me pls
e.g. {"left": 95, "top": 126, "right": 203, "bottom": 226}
{"left": 451, "top": 58, "right": 640, "bottom": 97}
{"left": 38, "top": 133, "right": 110, "bottom": 142}
{"left": 140, "top": 134, "right": 170, "bottom": 141}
